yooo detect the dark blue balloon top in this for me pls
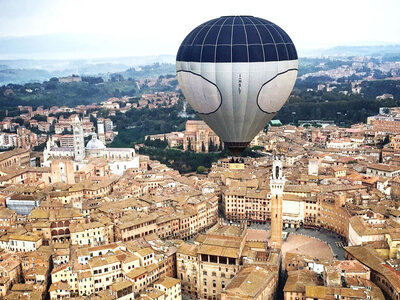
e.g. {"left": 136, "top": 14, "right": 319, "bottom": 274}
{"left": 177, "top": 16, "right": 297, "bottom": 63}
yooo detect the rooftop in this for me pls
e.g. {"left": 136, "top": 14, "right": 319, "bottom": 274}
{"left": 223, "top": 266, "right": 277, "bottom": 297}
{"left": 154, "top": 276, "right": 180, "bottom": 289}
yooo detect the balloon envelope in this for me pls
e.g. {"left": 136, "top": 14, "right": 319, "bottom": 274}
{"left": 176, "top": 16, "right": 298, "bottom": 154}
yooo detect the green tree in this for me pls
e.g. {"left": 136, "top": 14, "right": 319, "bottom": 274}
{"left": 32, "top": 114, "right": 47, "bottom": 122}
{"left": 110, "top": 73, "right": 124, "bottom": 82}
{"left": 12, "top": 118, "right": 24, "bottom": 126}
{"left": 197, "top": 165, "right": 206, "bottom": 173}
{"left": 144, "top": 137, "right": 168, "bottom": 148}
{"left": 209, "top": 138, "right": 214, "bottom": 152}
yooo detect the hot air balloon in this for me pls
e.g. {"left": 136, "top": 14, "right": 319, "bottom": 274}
{"left": 176, "top": 16, "right": 298, "bottom": 155}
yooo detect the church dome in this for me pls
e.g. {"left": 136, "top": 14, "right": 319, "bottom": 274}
{"left": 86, "top": 135, "right": 106, "bottom": 150}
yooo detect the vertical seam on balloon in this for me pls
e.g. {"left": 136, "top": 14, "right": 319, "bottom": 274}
{"left": 190, "top": 19, "right": 214, "bottom": 46}
{"left": 185, "top": 26, "right": 199, "bottom": 46}
{"left": 245, "top": 16, "right": 265, "bottom": 62}
{"left": 231, "top": 16, "right": 236, "bottom": 63}
{"left": 240, "top": 55, "right": 251, "bottom": 143}
{"left": 254, "top": 17, "right": 279, "bottom": 62}
{"left": 277, "top": 27, "right": 290, "bottom": 60}
{"left": 230, "top": 16, "right": 236, "bottom": 141}
{"left": 214, "top": 17, "right": 230, "bottom": 63}
{"left": 200, "top": 19, "right": 219, "bottom": 63}
{"left": 239, "top": 16, "right": 249, "bottom": 63}
{"left": 238, "top": 19, "right": 251, "bottom": 142}
{"left": 269, "top": 24, "right": 290, "bottom": 61}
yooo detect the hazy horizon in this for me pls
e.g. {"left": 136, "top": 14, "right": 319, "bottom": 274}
{"left": 0, "top": 33, "right": 399, "bottom": 61}
{"left": 0, "top": 0, "right": 399, "bottom": 60}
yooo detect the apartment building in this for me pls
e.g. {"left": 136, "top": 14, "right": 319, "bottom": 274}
{"left": 70, "top": 221, "right": 107, "bottom": 246}
{"left": 177, "top": 222, "right": 247, "bottom": 300}
{"left": 153, "top": 276, "right": 181, "bottom": 300}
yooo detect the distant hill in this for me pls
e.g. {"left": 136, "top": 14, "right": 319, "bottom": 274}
{"left": 0, "top": 33, "right": 399, "bottom": 85}
{"left": 0, "top": 32, "right": 176, "bottom": 84}
{"left": 302, "top": 44, "right": 400, "bottom": 57}
{"left": 0, "top": 68, "right": 53, "bottom": 85}
{"left": 0, "top": 56, "right": 176, "bottom": 85}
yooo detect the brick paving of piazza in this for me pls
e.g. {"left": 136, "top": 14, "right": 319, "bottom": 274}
{"left": 280, "top": 234, "right": 334, "bottom": 262}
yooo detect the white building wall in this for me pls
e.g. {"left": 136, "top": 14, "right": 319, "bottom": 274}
{"left": 108, "top": 157, "right": 140, "bottom": 176}
{"left": 348, "top": 223, "right": 362, "bottom": 246}
{"left": 282, "top": 199, "right": 305, "bottom": 224}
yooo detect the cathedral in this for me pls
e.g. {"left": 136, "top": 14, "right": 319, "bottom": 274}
{"left": 43, "top": 116, "right": 141, "bottom": 178}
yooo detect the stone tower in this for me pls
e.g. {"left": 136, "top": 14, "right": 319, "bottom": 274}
{"left": 270, "top": 157, "right": 285, "bottom": 249}
{"left": 97, "top": 118, "right": 106, "bottom": 144}
{"left": 73, "top": 115, "right": 85, "bottom": 162}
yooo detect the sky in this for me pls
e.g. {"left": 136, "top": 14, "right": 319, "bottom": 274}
{"left": 0, "top": 0, "right": 399, "bottom": 59}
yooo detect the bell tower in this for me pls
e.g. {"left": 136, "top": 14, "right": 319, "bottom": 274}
{"left": 73, "top": 115, "right": 85, "bottom": 162}
{"left": 270, "top": 157, "right": 285, "bottom": 249}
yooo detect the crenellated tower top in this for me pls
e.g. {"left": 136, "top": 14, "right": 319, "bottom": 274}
{"left": 270, "top": 157, "right": 285, "bottom": 195}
